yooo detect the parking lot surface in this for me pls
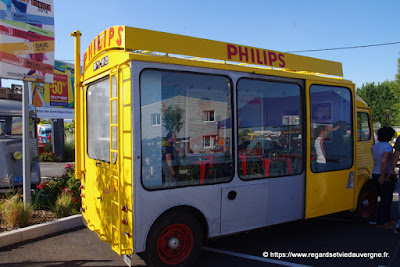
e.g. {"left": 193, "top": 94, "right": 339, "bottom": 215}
{"left": 2, "top": 163, "right": 398, "bottom": 266}
{"left": 1, "top": 212, "right": 400, "bottom": 267}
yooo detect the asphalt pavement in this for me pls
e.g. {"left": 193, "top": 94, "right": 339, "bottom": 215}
{"left": 0, "top": 226, "right": 144, "bottom": 266}
{"left": 2, "top": 212, "right": 400, "bottom": 267}
{"left": 2, "top": 163, "right": 398, "bottom": 266}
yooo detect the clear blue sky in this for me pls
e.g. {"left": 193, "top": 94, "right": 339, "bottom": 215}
{"left": 2, "top": 0, "right": 400, "bottom": 88}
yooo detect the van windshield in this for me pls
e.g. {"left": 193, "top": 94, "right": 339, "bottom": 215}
{"left": 0, "top": 116, "right": 23, "bottom": 135}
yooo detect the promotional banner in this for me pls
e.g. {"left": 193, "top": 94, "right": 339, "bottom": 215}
{"left": 29, "top": 60, "right": 74, "bottom": 119}
{"left": 0, "top": 0, "right": 54, "bottom": 83}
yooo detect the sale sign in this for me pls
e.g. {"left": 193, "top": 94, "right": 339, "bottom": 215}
{"left": 50, "top": 74, "right": 68, "bottom": 104}
{"left": 30, "top": 60, "right": 74, "bottom": 119}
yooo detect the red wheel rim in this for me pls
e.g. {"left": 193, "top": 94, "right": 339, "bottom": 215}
{"left": 157, "top": 223, "right": 194, "bottom": 265}
{"left": 360, "top": 191, "right": 375, "bottom": 218}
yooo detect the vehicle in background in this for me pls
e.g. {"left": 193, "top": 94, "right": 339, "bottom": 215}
{"left": 37, "top": 124, "right": 52, "bottom": 154}
{"left": 38, "top": 124, "right": 52, "bottom": 140}
{"left": 0, "top": 99, "right": 40, "bottom": 192}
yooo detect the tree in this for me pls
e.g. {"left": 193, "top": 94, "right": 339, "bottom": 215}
{"left": 162, "top": 105, "right": 185, "bottom": 134}
{"left": 396, "top": 53, "right": 400, "bottom": 84}
{"left": 357, "top": 81, "right": 400, "bottom": 126}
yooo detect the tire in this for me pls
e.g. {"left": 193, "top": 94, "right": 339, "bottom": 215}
{"left": 145, "top": 212, "right": 203, "bottom": 267}
{"left": 354, "top": 181, "right": 378, "bottom": 222}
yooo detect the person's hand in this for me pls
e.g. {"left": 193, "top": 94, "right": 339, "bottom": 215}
{"left": 378, "top": 173, "right": 389, "bottom": 184}
{"left": 171, "top": 169, "right": 176, "bottom": 177}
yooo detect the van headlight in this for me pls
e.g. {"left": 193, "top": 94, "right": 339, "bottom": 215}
{"left": 13, "top": 151, "right": 22, "bottom": 160}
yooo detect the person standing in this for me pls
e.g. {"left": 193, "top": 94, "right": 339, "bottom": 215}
{"left": 372, "top": 126, "right": 397, "bottom": 229}
{"left": 388, "top": 135, "right": 400, "bottom": 232}
{"left": 162, "top": 131, "right": 179, "bottom": 186}
{"left": 314, "top": 125, "right": 329, "bottom": 172}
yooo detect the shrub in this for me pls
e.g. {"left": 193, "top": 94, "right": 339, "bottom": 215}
{"left": 36, "top": 180, "right": 59, "bottom": 208}
{"left": 31, "top": 188, "right": 44, "bottom": 210}
{"left": 0, "top": 199, "right": 4, "bottom": 224}
{"left": 36, "top": 164, "right": 80, "bottom": 210}
{"left": 44, "top": 143, "right": 53, "bottom": 153}
{"left": 40, "top": 151, "right": 61, "bottom": 162}
{"left": 61, "top": 164, "right": 81, "bottom": 210}
{"left": 64, "top": 140, "right": 75, "bottom": 162}
{"left": 52, "top": 191, "right": 74, "bottom": 218}
{"left": 64, "top": 121, "right": 75, "bottom": 161}
{"left": 2, "top": 194, "right": 33, "bottom": 228}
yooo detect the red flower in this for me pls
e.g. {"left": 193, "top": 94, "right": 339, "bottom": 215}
{"left": 37, "top": 183, "right": 44, "bottom": 189}
{"left": 73, "top": 198, "right": 78, "bottom": 203}
{"left": 64, "top": 187, "right": 72, "bottom": 194}
{"left": 65, "top": 164, "right": 72, "bottom": 169}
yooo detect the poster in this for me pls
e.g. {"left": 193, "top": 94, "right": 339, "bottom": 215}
{"left": 30, "top": 60, "right": 74, "bottom": 119}
{"left": 0, "top": 0, "right": 54, "bottom": 83}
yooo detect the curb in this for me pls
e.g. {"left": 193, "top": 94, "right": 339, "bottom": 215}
{"left": 0, "top": 214, "right": 83, "bottom": 248}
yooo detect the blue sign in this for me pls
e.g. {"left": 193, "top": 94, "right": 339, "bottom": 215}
{"left": 14, "top": 176, "right": 23, "bottom": 184}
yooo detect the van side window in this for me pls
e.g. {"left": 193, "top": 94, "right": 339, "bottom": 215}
{"left": 357, "top": 112, "right": 371, "bottom": 141}
{"left": 237, "top": 78, "right": 303, "bottom": 179}
{"left": 140, "top": 70, "right": 233, "bottom": 189}
{"left": 87, "top": 78, "right": 110, "bottom": 162}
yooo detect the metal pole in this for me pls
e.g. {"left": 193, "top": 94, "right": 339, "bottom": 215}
{"left": 70, "top": 30, "right": 82, "bottom": 179}
{"left": 23, "top": 80, "right": 31, "bottom": 205}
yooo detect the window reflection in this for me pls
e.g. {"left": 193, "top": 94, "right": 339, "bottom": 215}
{"left": 237, "top": 79, "right": 303, "bottom": 179}
{"left": 141, "top": 70, "right": 233, "bottom": 189}
{"left": 310, "top": 85, "right": 353, "bottom": 172}
{"left": 87, "top": 79, "right": 110, "bottom": 162}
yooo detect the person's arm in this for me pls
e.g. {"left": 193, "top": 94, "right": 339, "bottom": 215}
{"left": 379, "top": 152, "right": 391, "bottom": 184}
{"left": 388, "top": 150, "right": 400, "bottom": 177}
{"left": 331, "top": 125, "right": 341, "bottom": 132}
{"left": 166, "top": 153, "right": 175, "bottom": 177}
{"left": 388, "top": 138, "right": 400, "bottom": 177}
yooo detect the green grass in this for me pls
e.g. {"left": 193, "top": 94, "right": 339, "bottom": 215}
{"left": 52, "top": 192, "right": 74, "bottom": 218}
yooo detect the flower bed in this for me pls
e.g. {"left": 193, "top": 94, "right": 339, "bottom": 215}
{"left": 0, "top": 164, "right": 80, "bottom": 233}
{"left": 0, "top": 209, "right": 56, "bottom": 233}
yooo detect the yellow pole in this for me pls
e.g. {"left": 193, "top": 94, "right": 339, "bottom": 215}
{"left": 70, "top": 31, "right": 82, "bottom": 179}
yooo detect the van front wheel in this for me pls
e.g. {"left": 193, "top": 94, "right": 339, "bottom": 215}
{"left": 354, "top": 182, "right": 378, "bottom": 222}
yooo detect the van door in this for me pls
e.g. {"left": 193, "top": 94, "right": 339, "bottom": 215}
{"left": 84, "top": 64, "right": 134, "bottom": 255}
{"left": 85, "top": 78, "right": 113, "bottom": 240}
{"left": 306, "top": 81, "right": 356, "bottom": 218}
